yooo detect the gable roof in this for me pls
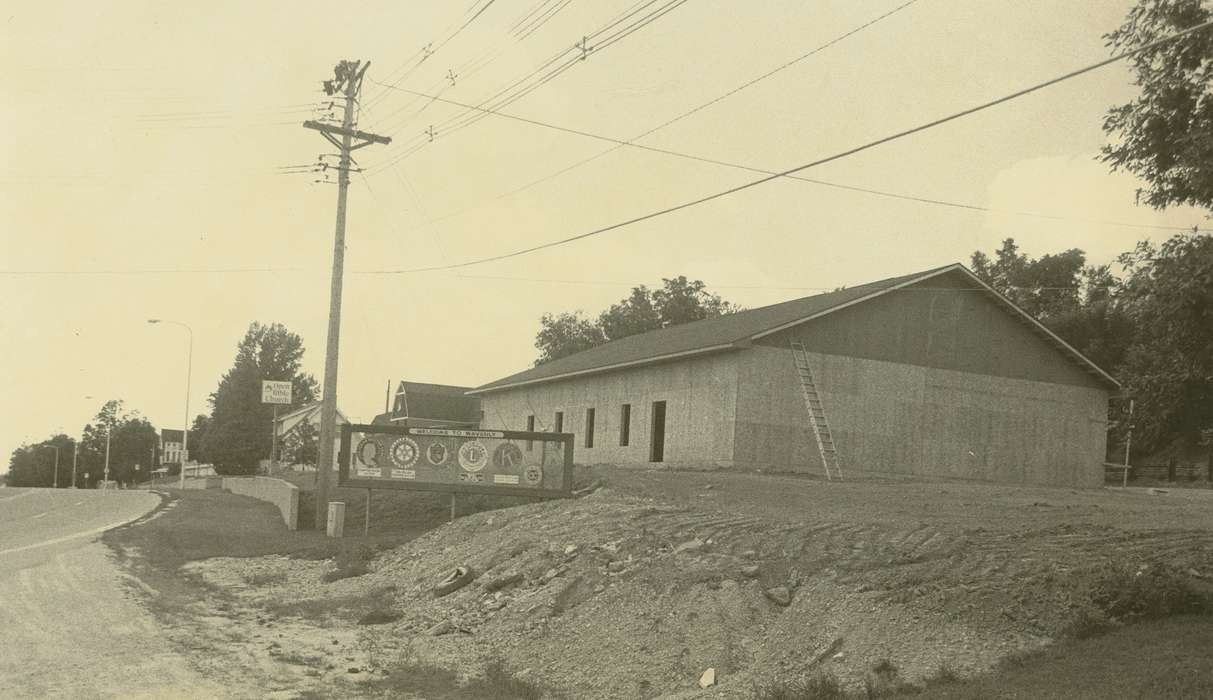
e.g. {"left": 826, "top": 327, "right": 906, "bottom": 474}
{"left": 470, "top": 263, "right": 1119, "bottom": 395}
{"left": 274, "top": 402, "right": 349, "bottom": 427}
{"left": 397, "top": 381, "right": 473, "bottom": 397}
{"left": 386, "top": 380, "right": 481, "bottom": 422}
{"left": 161, "top": 429, "right": 184, "bottom": 442}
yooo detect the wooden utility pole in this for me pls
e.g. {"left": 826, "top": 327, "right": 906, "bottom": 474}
{"left": 304, "top": 60, "right": 391, "bottom": 528}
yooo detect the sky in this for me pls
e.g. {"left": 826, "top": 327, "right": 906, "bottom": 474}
{"left": 1, "top": 0, "right": 1207, "bottom": 470}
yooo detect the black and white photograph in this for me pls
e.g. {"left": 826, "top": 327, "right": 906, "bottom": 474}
{"left": 2, "top": 1, "right": 1212, "bottom": 698}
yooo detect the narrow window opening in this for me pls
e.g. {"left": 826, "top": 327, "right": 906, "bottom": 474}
{"left": 619, "top": 404, "right": 631, "bottom": 446}
{"left": 585, "top": 408, "right": 595, "bottom": 448}
{"left": 526, "top": 415, "right": 535, "bottom": 451}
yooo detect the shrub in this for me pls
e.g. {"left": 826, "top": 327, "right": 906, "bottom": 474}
{"left": 322, "top": 543, "right": 377, "bottom": 583}
{"left": 465, "top": 657, "right": 545, "bottom": 700}
{"left": 753, "top": 671, "right": 845, "bottom": 700}
{"left": 1087, "top": 563, "right": 1212, "bottom": 621}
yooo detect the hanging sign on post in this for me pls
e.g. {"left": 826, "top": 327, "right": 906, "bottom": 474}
{"left": 261, "top": 380, "right": 293, "bottom": 405}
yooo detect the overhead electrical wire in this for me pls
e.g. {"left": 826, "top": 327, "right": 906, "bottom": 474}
{"left": 364, "top": 0, "right": 500, "bottom": 111}
{"left": 357, "top": 17, "right": 1213, "bottom": 275}
{"left": 514, "top": 0, "right": 575, "bottom": 40}
{"left": 376, "top": 0, "right": 666, "bottom": 139}
{"left": 372, "top": 83, "right": 1201, "bottom": 234}
{"left": 367, "top": 0, "right": 690, "bottom": 175}
{"left": 382, "top": 0, "right": 920, "bottom": 229}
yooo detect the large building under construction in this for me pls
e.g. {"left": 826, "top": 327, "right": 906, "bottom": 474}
{"left": 470, "top": 264, "right": 1118, "bottom": 488}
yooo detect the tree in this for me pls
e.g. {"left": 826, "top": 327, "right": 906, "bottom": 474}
{"left": 598, "top": 286, "right": 661, "bottom": 341}
{"left": 534, "top": 312, "right": 607, "bottom": 366}
{"left": 970, "top": 240, "right": 1132, "bottom": 371}
{"left": 187, "top": 413, "right": 211, "bottom": 465}
{"left": 1114, "top": 233, "right": 1213, "bottom": 453}
{"left": 77, "top": 400, "right": 158, "bottom": 487}
{"left": 1102, "top": 0, "right": 1213, "bottom": 211}
{"left": 6, "top": 433, "right": 74, "bottom": 487}
{"left": 534, "top": 277, "right": 740, "bottom": 365}
{"left": 280, "top": 419, "right": 319, "bottom": 467}
{"left": 203, "top": 322, "right": 318, "bottom": 475}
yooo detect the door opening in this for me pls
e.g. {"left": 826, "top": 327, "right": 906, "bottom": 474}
{"left": 650, "top": 400, "right": 666, "bottom": 462}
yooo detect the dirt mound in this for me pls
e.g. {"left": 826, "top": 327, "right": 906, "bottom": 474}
{"left": 185, "top": 492, "right": 1192, "bottom": 697}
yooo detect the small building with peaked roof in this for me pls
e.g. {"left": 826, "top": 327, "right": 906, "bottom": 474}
{"left": 371, "top": 381, "right": 482, "bottom": 428}
{"left": 469, "top": 263, "right": 1118, "bottom": 488}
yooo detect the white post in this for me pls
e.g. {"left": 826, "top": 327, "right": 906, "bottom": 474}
{"left": 103, "top": 426, "right": 111, "bottom": 491}
{"left": 1122, "top": 399, "right": 1134, "bottom": 489}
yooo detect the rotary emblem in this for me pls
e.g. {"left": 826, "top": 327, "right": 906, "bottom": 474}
{"left": 389, "top": 437, "right": 419, "bottom": 467}
{"left": 524, "top": 465, "right": 543, "bottom": 485}
{"left": 457, "top": 440, "right": 488, "bottom": 472}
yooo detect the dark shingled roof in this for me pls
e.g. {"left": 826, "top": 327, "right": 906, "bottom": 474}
{"left": 471, "top": 263, "right": 1121, "bottom": 394}
{"left": 161, "top": 429, "right": 185, "bottom": 442}
{"left": 472, "top": 265, "right": 961, "bottom": 394}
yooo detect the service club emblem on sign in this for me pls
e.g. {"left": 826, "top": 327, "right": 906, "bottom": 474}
{"left": 524, "top": 465, "right": 543, "bottom": 485}
{"left": 457, "top": 440, "right": 488, "bottom": 472}
{"left": 493, "top": 442, "right": 524, "bottom": 470}
{"left": 354, "top": 438, "right": 380, "bottom": 467}
{"left": 389, "top": 437, "right": 419, "bottom": 467}
{"left": 426, "top": 442, "right": 449, "bottom": 466}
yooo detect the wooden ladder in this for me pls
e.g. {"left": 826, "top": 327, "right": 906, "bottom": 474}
{"left": 790, "top": 340, "right": 842, "bottom": 480}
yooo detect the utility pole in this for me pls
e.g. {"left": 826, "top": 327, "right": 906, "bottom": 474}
{"left": 304, "top": 60, "right": 391, "bottom": 528}
{"left": 71, "top": 439, "right": 78, "bottom": 489}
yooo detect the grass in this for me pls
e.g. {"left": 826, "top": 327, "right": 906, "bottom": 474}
{"left": 1059, "top": 561, "right": 1213, "bottom": 640}
{"left": 913, "top": 615, "right": 1213, "bottom": 699}
{"left": 264, "top": 584, "right": 398, "bottom": 623}
{"left": 753, "top": 671, "right": 845, "bottom": 700}
{"left": 360, "top": 656, "right": 546, "bottom": 700}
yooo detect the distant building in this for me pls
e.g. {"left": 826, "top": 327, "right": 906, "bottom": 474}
{"left": 371, "top": 381, "right": 481, "bottom": 428}
{"left": 471, "top": 263, "right": 1119, "bottom": 488}
{"left": 160, "top": 428, "right": 185, "bottom": 464}
{"left": 273, "top": 402, "right": 350, "bottom": 471}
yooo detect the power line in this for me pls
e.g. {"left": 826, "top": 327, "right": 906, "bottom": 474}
{"left": 374, "top": 0, "right": 919, "bottom": 224}
{"left": 367, "top": 0, "right": 691, "bottom": 174}
{"left": 364, "top": 0, "right": 500, "bottom": 110}
{"left": 372, "top": 83, "right": 1202, "bottom": 235}
{"left": 360, "top": 17, "right": 1213, "bottom": 275}
{"left": 515, "top": 0, "right": 575, "bottom": 40}
{"left": 0, "top": 265, "right": 1097, "bottom": 294}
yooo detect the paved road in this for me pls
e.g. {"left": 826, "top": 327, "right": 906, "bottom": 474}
{"left": 0, "top": 488, "right": 232, "bottom": 699}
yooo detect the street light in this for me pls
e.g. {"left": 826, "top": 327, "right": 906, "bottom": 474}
{"left": 148, "top": 319, "right": 193, "bottom": 491}
{"left": 43, "top": 446, "right": 59, "bottom": 488}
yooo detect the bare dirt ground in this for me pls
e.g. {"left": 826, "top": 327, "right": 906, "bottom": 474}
{"left": 137, "top": 468, "right": 1213, "bottom": 699}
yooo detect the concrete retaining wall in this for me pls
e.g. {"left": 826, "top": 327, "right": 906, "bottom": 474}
{"left": 222, "top": 476, "right": 299, "bottom": 530}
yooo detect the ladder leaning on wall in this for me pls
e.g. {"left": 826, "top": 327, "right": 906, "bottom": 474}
{"left": 789, "top": 340, "right": 842, "bottom": 481}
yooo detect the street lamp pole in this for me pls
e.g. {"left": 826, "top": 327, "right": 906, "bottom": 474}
{"left": 104, "top": 425, "right": 111, "bottom": 490}
{"left": 149, "top": 319, "right": 193, "bottom": 491}
{"left": 45, "top": 446, "right": 59, "bottom": 488}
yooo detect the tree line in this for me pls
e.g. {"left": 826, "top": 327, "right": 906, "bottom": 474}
{"left": 6, "top": 322, "right": 320, "bottom": 486}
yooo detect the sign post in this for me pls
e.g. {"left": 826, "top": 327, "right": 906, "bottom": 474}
{"left": 261, "top": 381, "right": 293, "bottom": 474}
